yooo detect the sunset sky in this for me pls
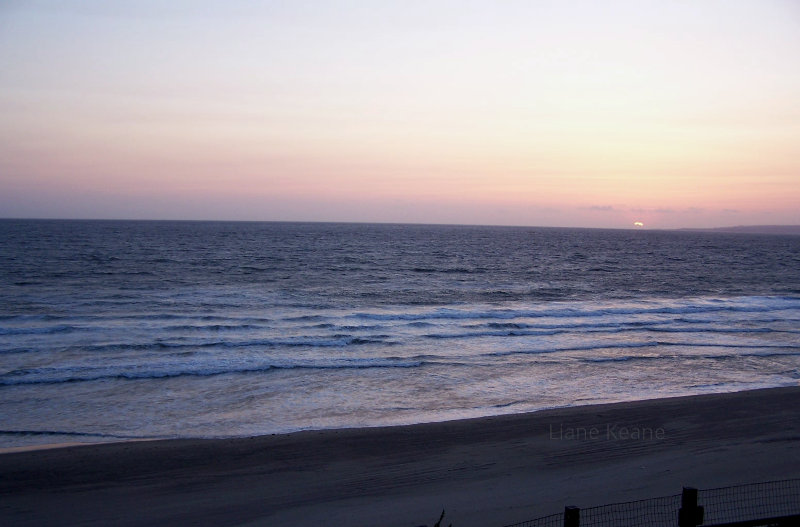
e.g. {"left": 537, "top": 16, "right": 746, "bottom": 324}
{"left": 1, "top": 1, "right": 798, "bottom": 228}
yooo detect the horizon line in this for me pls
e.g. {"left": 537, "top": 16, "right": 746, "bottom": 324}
{"left": 2, "top": 217, "right": 799, "bottom": 234}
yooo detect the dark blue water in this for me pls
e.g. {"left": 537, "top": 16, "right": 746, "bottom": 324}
{"left": 1, "top": 220, "right": 799, "bottom": 448}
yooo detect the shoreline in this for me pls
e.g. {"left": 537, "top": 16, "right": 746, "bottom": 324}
{"left": 3, "top": 383, "right": 795, "bottom": 455}
{"left": 2, "top": 386, "right": 799, "bottom": 526}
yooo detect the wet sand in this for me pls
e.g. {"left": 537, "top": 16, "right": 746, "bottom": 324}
{"left": 2, "top": 386, "right": 799, "bottom": 526}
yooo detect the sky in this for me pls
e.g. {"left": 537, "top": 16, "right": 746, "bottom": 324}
{"left": 1, "top": 0, "right": 798, "bottom": 228}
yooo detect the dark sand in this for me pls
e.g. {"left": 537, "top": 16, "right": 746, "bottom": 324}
{"left": 2, "top": 386, "right": 799, "bottom": 526}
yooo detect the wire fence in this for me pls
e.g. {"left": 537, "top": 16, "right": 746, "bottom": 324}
{"left": 502, "top": 495, "right": 681, "bottom": 527}
{"left": 502, "top": 479, "right": 800, "bottom": 527}
{"left": 699, "top": 479, "right": 800, "bottom": 526}
{"left": 579, "top": 494, "right": 681, "bottom": 527}
{"left": 502, "top": 512, "right": 563, "bottom": 527}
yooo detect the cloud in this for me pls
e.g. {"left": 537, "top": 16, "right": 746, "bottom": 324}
{"left": 627, "top": 207, "right": 674, "bottom": 214}
{"left": 581, "top": 205, "right": 616, "bottom": 212}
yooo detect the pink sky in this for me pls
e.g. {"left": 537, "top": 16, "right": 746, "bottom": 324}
{"left": 1, "top": 1, "right": 798, "bottom": 228}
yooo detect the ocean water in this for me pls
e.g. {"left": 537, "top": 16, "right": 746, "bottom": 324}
{"left": 1, "top": 220, "right": 799, "bottom": 448}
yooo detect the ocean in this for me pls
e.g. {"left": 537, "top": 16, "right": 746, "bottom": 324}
{"left": 1, "top": 219, "right": 799, "bottom": 448}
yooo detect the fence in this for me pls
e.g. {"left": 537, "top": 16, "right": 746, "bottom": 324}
{"left": 503, "top": 479, "right": 800, "bottom": 527}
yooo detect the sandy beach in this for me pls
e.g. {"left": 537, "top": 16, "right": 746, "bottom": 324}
{"left": 2, "top": 386, "right": 799, "bottom": 527}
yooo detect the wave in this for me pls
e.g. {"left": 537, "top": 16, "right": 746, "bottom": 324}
{"left": 478, "top": 321, "right": 647, "bottom": 330}
{"left": 643, "top": 327, "right": 775, "bottom": 334}
{"left": 282, "top": 314, "right": 329, "bottom": 322}
{"left": 483, "top": 341, "right": 800, "bottom": 358}
{"left": 485, "top": 341, "right": 662, "bottom": 357}
{"left": 404, "top": 321, "right": 435, "bottom": 328}
{"left": 0, "top": 314, "right": 72, "bottom": 322}
{"left": 161, "top": 323, "right": 269, "bottom": 332}
{"left": 424, "top": 329, "right": 565, "bottom": 339}
{"left": 349, "top": 296, "right": 800, "bottom": 323}
{"left": 37, "top": 334, "right": 399, "bottom": 354}
{"left": 421, "top": 324, "right": 786, "bottom": 341}
{"left": 0, "top": 322, "right": 282, "bottom": 336}
{"left": 580, "top": 349, "right": 800, "bottom": 364}
{"left": 3, "top": 296, "right": 797, "bottom": 332}
{"left": 476, "top": 320, "right": 782, "bottom": 332}
{"left": 0, "top": 325, "right": 77, "bottom": 336}
{"left": 580, "top": 355, "right": 663, "bottom": 363}
{"left": 0, "top": 429, "right": 162, "bottom": 440}
{"left": 0, "top": 313, "right": 229, "bottom": 325}
{"left": 0, "top": 358, "right": 428, "bottom": 386}
{"left": 410, "top": 267, "right": 484, "bottom": 274}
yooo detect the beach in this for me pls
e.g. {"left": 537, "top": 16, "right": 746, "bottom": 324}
{"left": 2, "top": 386, "right": 799, "bottom": 527}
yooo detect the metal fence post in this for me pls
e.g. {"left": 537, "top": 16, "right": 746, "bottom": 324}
{"left": 678, "top": 487, "right": 704, "bottom": 527}
{"left": 564, "top": 505, "right": 580, "bottom": 527}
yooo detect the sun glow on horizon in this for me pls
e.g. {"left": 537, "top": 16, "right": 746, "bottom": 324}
{"left": 0, "top": 1, "right": 798, "bottom": 228}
